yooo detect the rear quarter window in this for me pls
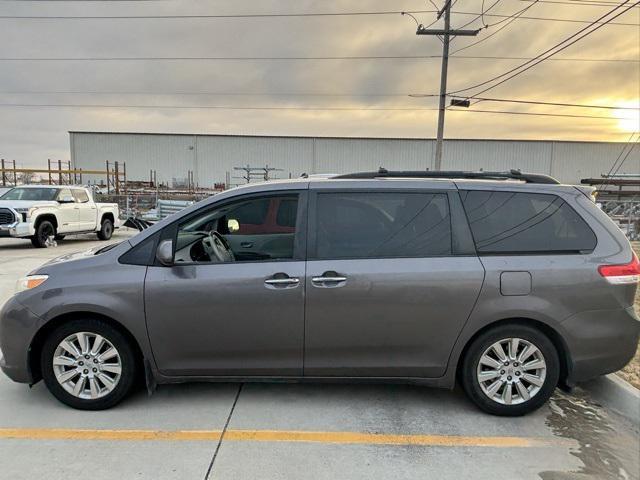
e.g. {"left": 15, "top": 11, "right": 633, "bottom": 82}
{"left": 460, "top": 190, "right": 596, "bottom": 254}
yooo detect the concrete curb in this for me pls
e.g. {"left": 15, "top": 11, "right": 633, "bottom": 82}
{"left": 581, "top": 374, "right": 640, "bottom": 425}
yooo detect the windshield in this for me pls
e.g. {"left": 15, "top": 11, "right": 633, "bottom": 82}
{"left": 0, "top": 187, "right": 59, "bottom": 201}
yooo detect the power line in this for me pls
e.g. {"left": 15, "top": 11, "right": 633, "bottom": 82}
{"left": 0, "top": 9, "right": 438, "bottom": 19}
{"left": 455, "top": 0, "right": 503, "bottom": 29}
{"left": 451, "top": 0, "right": 541, "bottom": 54}
{"left": 0, "top": 9, "right": 635, "bottom": 25}
{"left": 450, "top": 0, "right": 639, "bottom": 96}
{"left": 0, "top": 102, "right": 631, "bottom": 119}
{"left": 0, "top": 54, "right": 634, "bottom": 62}
{"left": 518, "top": 0, "right": 640, "bottom": 6}
{"left": 0, "top": 90, "right": 438, "bottom": 98}
{"left": 598, "top": 132, "right": 639, "bottom": 191}
{"left": 457, "top": 10, "right": 637, "bottom": 24}
{"left": 448, "top": 95, "right": 640, "bottom": 109}
{"left": 0, "top": 92, "right": 634, "bottom": 111}
{"left": 451, "top": 108, "right": 630, "bottom": 119}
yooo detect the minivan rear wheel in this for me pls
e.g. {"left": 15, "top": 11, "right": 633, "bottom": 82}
{"left": 40, "top": 319, "right": 137, "bottom": 410}
{"left": 461, "top": 324, "right": 559, "bottom": 416}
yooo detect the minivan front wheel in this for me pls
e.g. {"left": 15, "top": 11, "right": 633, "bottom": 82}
{"left": 461, "top": 325, "right": 559, "bottom": 416}
{"left": 40, "top": 319, "right": 136, "bottom": 410}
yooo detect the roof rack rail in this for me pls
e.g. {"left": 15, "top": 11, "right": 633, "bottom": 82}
{"left": 334, "top": 168, "right": 560, "bottom": 185}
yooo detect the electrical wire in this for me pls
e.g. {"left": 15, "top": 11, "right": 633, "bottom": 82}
{"left": 450, "top": 0, "right": 541, "bottom": 54}
{"left": 455, "top": 0, "right": 503, "bottom": 29}
{"left": 518, "top": 0, "right": 640, "bottom": 6}
{"left": 0, "top": 102, "right": 631, "bottom": 119}
{"left": 0, "top": 54, "right": 634, "bottom": 62}
{"left": 0, "top": 9, "right": 635, "bottom": 25}
{"left": 0, "top": 9, "right": 438, "bottom": 19}
{"left": 454, "top": 10, "right": 637, "bottom": 25}
{"left": 598, "top": 132, "right": 640, "bottom": 191}
{"left": 449, "top": 0, "right": 638, "bottom": 96}
{"left": 448, "top": 95, "right": 640, "bottom": 109}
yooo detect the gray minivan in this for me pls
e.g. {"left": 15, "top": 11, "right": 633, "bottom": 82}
{"left": 1, "top": 170, "right": 639, "bottom": 416}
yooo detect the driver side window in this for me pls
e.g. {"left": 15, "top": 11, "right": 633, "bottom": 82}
{"left": 175, "top": 194, "right": 300, "bottom": 264}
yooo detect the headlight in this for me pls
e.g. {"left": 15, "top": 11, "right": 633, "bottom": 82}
{"left": 14, "top": 207, "right": 35, "bottom": 220}
{"left": 15, "top": 275, "right": 48, "bottom": 294}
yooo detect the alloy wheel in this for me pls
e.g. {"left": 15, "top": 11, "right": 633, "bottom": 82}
{"left": 52, "top": 331, "right": 122, "bottom": 400}
{"left": 476, "top": 337, "right": 547, "bottom": 405}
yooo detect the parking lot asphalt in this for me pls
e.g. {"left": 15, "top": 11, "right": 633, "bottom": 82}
{"left": 0, "top": 231, "right": 638, "bottom": 480}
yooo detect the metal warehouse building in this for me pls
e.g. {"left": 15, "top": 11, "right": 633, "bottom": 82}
{"left": 69, "top": 131, "right": 639, "bottom": 187}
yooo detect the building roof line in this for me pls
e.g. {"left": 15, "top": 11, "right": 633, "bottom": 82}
{"left": 67, "top": 131, "right": 634, "bottom": 145}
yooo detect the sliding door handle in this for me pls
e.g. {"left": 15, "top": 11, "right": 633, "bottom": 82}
{"left": 311, "top": 276, "right": 347, "bottom": 283}
{"left": 311, "top": 271, "right": 347, "bottom": 288}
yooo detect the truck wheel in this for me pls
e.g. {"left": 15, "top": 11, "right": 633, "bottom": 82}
{"left": 97, "top": 218, "right": 113, "bottom": 240}
{"left": 40, "top": 318, "right": 137, "bottom": 410}
{"left": 460, "top": 324, "right": 559, "bottom": 416}
{"left": 31, "top": 220, "right": 56, "bottom": 248}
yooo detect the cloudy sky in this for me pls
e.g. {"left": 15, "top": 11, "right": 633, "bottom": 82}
{"left": 0, "top": 0, "right": 638, "bottom": 167}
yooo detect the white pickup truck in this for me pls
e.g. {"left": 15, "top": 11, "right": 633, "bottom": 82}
{"left": 0, "top": 185, "right": 120, "bottom": 248}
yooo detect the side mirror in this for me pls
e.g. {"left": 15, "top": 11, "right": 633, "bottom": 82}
{"left": 58, "top": 196, "right": 74, "bottom": 204}
{"left": 156, "top": 239, "right": 174, "bottom": 266}
{"left": 227, "top": 219, "right": 240, "bottom": 233}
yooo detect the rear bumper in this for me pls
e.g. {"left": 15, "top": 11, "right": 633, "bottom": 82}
{"left": 562, "top": 306, "right": 640, "bottom": 385}
{"left": 0, "top": 296, "right": 41, "bottom": 384}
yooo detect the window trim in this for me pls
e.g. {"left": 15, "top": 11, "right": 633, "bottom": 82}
{"left": 459, "top": 189, "right": 597, "bottom": 256}
{"left": 155, "top": 190, "right": 308, "bottom": 267}
{"left": 307, "top": 188, "right": 457, "bottom": 261}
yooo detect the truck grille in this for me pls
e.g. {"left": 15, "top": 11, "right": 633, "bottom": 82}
{"left": 0, "top": 208, "right": 16, "bottom": 226}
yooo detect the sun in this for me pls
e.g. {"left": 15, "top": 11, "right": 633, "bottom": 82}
{"left": 614, "top": 99, "right": 640, "bottom": 133}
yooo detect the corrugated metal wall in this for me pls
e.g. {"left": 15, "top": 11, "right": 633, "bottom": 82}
{"left": 70, "top": 132, "right": 640, "bottom": 187}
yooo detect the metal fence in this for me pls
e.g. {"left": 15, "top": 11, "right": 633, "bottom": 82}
{"left": 96, "top": 192, "right": 211, "bottom": 219}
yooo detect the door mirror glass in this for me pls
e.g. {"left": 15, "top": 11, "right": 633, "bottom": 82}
{"left": 156, "top": 239, "right": 174, "bottom": 266}
{"left": 227, "top": 219, "right": 240, "bottom": 233}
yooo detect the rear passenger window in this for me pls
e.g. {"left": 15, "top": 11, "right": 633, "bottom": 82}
{"left": 72, "top": 189, "right": 90, "bottom": 203}
{"left": 460, "top": 191, "right": 596, "bottom": 254}
{"left": 315, "top": 192, "right": 451, "bottom": 259}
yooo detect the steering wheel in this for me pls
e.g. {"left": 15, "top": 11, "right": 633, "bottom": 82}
{"left": 202, "top": 231, "right": 235, "bottom": 263}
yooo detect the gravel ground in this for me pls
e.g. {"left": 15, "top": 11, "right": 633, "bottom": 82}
{"left": 618, "top": 243, "right": 640, "bottom": 389}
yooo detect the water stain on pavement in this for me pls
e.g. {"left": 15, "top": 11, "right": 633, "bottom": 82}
{"left": 540, "top": 389, "right": 639, "bottom": 480}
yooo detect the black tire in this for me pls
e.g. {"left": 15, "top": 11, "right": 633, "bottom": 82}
{"left": 97, "top": 217, "right": 113, "bottom": 240}
{"left": 30, "top": 220, "right": 56, "bottom": 248}
{"left": 40, "top": 318, "right": 137, "bottom": 410}
{"left": 461, "top": 324, "right": 559, "bottom": 416}
{"left": 54, "top": 234, "right": 65, "bottom": 241}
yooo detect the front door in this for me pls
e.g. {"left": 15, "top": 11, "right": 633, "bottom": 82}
{"left": 72, "top": 189, "right": 97, "bottom": 231}
{"left": 145, "top": 191, "right": 307, "bottom": 376}
{"left": 55, "top": 188, "right": 79, "bottom": 233}
{"left": 304, "top": 188, "right": 485, "bottom": 378}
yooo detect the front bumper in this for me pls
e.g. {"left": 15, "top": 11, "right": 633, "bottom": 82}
{"left": 0, "top": 296, "right": 42, "bottom": 384}
{"left": 0, "top": 221, "right": 34, "bottom": 238}
{"left": 562, "top": 306, "right": 640, "bottom": 385}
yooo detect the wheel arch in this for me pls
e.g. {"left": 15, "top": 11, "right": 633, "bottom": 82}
{"left": 455, "top": 317, "right": 572, "bottom": 388}
{"left": 28, "top": 311, "right": 144, "bottom": 383}
{"left": 33, "top": 213, "right": 58, "bottom": 230}
{"left": 100, "top": 212, "right": 115, "bottom": 225}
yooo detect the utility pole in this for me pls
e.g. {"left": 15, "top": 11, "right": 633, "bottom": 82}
{"left": 417, "top": 2, "right": 479, "bottom": 170}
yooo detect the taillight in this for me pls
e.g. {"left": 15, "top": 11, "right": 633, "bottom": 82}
{"left": 598, "top": 253, "right": 640, "bottom": 285}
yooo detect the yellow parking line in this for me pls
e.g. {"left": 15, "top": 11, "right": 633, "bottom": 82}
{"left": 0, "top": 428, "right": 222, "bottom": 442}
{"left": 0, "top": 427, "right": 564, "bottom": 448}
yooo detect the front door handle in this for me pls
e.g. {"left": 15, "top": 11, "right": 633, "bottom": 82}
{"left": 265, "top": 273, "right": 300, "bottom": 289}
{"left": 265, "top": 278, "right": 300, "bottom": 285}
{"left": 240, "top": 242, "right": 254, "bottom": 248}
{"left": 312, "top": 276, "right": 347, "bottom": 283}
